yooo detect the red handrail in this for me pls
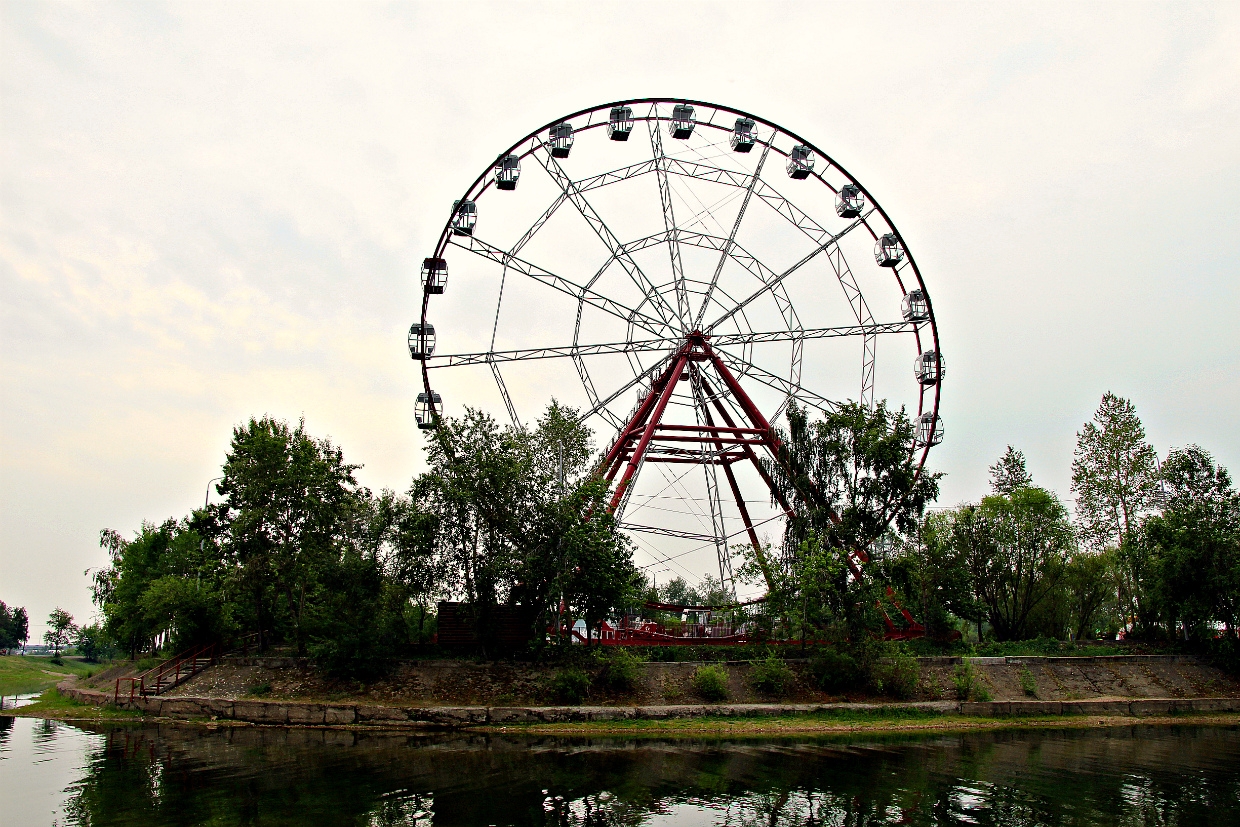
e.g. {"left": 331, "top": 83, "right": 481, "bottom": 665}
{"left": 113, "top": 642, "right": 218, "bottom": 704}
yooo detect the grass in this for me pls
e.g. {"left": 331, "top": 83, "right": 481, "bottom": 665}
{"left": 0, "top": 654, "right": 96, "bottom": 695}
{"left": 9, "top": 688, "right": 143, "bottom": 722}
{"left": 488, "top": 708, "right": 1240, "bottom": 739}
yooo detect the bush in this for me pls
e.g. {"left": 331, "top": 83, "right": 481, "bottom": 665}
{"left": 953, "top": 661, "right": 990, "bottom": 701}
{"left": 596, "top": 647, "right": 643, "bottom": 692}
{"left": 75, "top": 624, "right": 116, "bottom": 663}
{"left": 868, "top": 648, "right": 919, "bottom": 699}
{"left": 551, "top": 668, "right": 591, "bottom": 705}
{"left": 749, "top": 652, "right": 794, "bottom": 697}
{"left": 1018, "top": 666, "right": 1038, "bottom": 697}
{"left": 692, "top": 663, "right": 729, "bottom": 701}
{"left": 810, "top": 648, "right": 863, "bottom": 693}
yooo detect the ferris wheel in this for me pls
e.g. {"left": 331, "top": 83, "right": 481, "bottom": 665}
{"left": 409, "top": 99, "right": 943, "bottom": 600}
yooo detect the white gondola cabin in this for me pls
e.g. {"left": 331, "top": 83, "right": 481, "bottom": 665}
{"left": 548, "top": 122, "right": 574, "bottom": 158}
{"left": 451, "top": 200, "right": 476, "bottom": 236}
{"left": 836, "top": 184, "right": 864, "bottom": 218}
{"left": 422, "top": 257, "right": 448, "bottom": 294}
{"left": 408, "top": 322, "right": 436, "bottom": 361}
{"left": 874, "top": 233, "right": 904, "bottom": 267}
{"left": 731, "top": 117, "right": 756, "bottom": 152}
{"left": 670, "top": 104, "right": 696, "bottom": 139}
{"left": 494, "top": 155, "right": 520, "bottom": 190}
{"left": 901, "top": 289, "right": 928, "bottom": 322}
{"left": 914, "top": 350, "right": 943, "bottom": 385}
{"left": 787, "top": 145, "right": 814, "bottom": 179}
{"left": 415, "top": 392, "right": 442, "bottom": 430}
{"left": 916, "top": 412, "right": 944, "bottom": 447}
{"left": 608, "top": 106, "right": 633, "bottom": 141}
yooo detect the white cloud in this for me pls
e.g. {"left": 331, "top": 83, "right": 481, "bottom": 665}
{"left": 2, "top": 0, "right": 1238, "bottom": 633}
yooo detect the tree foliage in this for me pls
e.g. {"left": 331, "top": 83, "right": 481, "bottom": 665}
{"left": 44, "top": 608, "right": 77, "bottom": 657}
{"left": 740, "top": 401, "right": 941, "bottom": 640}
{"left": 1071, "top": 392, "right": 1160, "bottom": 551}
{"left": 89, "top": 405, "right": 637, "bottom": 670}
{"left": 0, "top": 601, "right": 29, "bottom": 651}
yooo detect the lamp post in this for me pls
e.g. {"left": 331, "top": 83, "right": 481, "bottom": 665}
{"left": 199, "top": 477, "right": 222, "bottom": 586}
{"left": 204, "top": 477, "right": 222, "bottom": 511}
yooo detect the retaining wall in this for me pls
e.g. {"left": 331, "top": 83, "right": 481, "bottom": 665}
{"left": 55, "top": 679, "right": 1240, "bottom": 727}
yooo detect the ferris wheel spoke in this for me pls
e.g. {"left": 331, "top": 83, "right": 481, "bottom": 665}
{"left": 532, "top": 148, "right": 683, "bottom": 332}
{"left": 711, "top": 320, "right": 912, "bottom": 346}
{"left": 704, "top": 214, "right": 869, "bottom": 334}
{"left": 861, "top": 331, "right": 877, "bottom": 410}
{"left": 449, "top": 234, "right": 670, "bottom": 338}
{"left": 649, "top": 121, "right": 690, "bottom": 323}
{"left": 575, "top": 159, "right": 659, "bottom": 193}
{"left": 424, "top": 322, "right": 912, "bottom": 368}
{"left": 510, "top": 192, "right": 568, "bottom": 257}
{"left": 489, "top": 361, "right": 522, "bottom": 429}
{"left": 713, "top": 347, "right": 839, "bottom": 416}
{"left": 426, "top": 338, "right": 679, "bottom": 368}
{"left": 572, "top": 353, "right": 624, "bottom": 430}
{"left": 754, "top": 186, "right": 878, "bottom": 327}
{"left": 577, "top": 354, "right": 675, "bottom": 426}
{"left": 695, "top": 138, "right": 772, "bottom": 330}
{"left": 660, "top": 157, "right": 879, "bottom": 328}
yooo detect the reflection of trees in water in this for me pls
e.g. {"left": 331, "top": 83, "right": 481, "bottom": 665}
{"left": 55, "top": 726, "right": 1240, "bottom": 826}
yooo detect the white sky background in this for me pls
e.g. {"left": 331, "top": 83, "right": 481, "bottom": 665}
{"left": 2, "top": 1, "right": 1238, "bottom": 638}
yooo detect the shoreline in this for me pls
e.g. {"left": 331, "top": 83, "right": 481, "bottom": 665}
{"left": 14, "top": 679, "right": 1240, "bottom": 739}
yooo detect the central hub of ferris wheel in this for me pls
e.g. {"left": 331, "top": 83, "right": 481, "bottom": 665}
{"left": 409, "top": 99, "right": 944, "bottom": 600}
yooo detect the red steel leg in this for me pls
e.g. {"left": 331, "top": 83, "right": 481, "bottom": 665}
{"left": 608, "top": 352, "right": 690, "bottom": 512}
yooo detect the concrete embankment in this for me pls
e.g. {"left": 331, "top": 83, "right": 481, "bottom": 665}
{"left": 57, "top": 677, "right": 1240, "bottom": 730}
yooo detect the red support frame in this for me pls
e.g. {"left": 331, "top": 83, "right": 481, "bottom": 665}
{"left": 595, "top": 332, "right": 922, "bottom": 640}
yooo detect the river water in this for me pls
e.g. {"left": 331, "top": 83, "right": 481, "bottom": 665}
{"left": 2, "top": 716, "right": 1239, "bottom": 826}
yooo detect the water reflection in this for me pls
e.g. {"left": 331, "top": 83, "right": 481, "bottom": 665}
{"left": 1, "top": 716, "right": 1238, "bottom": 826}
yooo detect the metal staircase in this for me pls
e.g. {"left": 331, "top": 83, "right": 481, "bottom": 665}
{"left": 114, "top": 642, "right": 218, "bottom": 704}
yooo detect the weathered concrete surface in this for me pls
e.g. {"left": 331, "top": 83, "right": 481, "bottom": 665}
{"left": 961, "top": 697, "right": 1240, "bottom": 716}
{"left": 164, "top": 653, "right": 1238, "bottom": 708}
{"left": 54, "top": 653, "right": 1240, "bottom": 730}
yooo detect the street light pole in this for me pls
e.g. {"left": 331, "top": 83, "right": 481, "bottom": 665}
{"left": 199, "top": 477, "right": 223, "bottom": 587}
{"left": 205, "top": 477, "right": 223, "bottom": 511}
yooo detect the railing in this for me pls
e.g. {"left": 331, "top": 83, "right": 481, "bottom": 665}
{"left": 114, "top": 642, "right": 219, "bottom": 705}
{"left": 227, "top": 631, "right": 263, "bottom": 656}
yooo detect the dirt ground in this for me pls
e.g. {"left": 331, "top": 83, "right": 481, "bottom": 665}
{"left": 100, "top": 654, "right": 1240, "bottom": 708}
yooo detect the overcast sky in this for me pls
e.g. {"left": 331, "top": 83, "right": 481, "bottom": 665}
{"left": 3, "top": 1, "right": 1238, "bottom": 638}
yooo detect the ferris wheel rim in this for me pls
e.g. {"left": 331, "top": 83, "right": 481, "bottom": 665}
{"left": 418, "top": 97, "right": 942, "bottom": 472}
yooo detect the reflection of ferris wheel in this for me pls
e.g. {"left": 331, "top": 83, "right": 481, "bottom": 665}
{"left": 410, "top": 99, "right": 943, "bottom": 599}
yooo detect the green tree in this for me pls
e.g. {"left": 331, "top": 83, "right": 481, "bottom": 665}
{"left": 362, "top": 487, "right": 442, "bottom": 644}
{"left": 418, "top": 402, "right": 636, "bottom": 652}
{"left": 75, "top": 624, "right": 115, "bottom": 662}
{"left": 0, "top": 601, "right": 29, "bottom": 651}
{"left": 969, "top": 484, "right": 1075, "bottom": 641}
{"left": 753, "top": 401, "right": 940, "bottom": 639}
{"left": 218, "top": 416, "right": 366, "bottom": 655}
{"left": 91, "top": 520, "right": 232, "bottom": 656}
{"left": 44, "top": 608, "right": 77, "bottom": 657}
{"left": 1062, "top": 549, "right": 1120, "bottom": 640}
{"left": 768, "top": 401, "right": 942, "bottom": 559}
{"left": 888, "top": 512, "right": 984, "bottom": 639}
{"left": 1071, "top": 393, "right": 1160, "bottom": 551}
{"left": 417, "top": 408, "right": 536, "bottom": 650}
{"left": 1141, "top": 446, "right": 1240, "bottom": 638}
{"left": 990, "top": 446, "right": 1033, "bottom": 496}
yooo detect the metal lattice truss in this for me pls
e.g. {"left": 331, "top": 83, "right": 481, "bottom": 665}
{"left": 415, "top": 100, "right": 943, "bottom": 599}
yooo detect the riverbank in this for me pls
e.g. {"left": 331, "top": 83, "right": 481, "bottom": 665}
{"left": 15, "top": 686, "right": 1240, "bottom": 742}
{"left": 23, "top": 652, "right": 1240, "bottom": 736}
{"left": 0, "top": 654, "right": 94, "bottom": 695}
